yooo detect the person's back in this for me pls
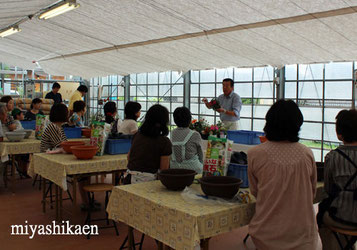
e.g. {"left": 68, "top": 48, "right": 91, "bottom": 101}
{"left": 248, "top": 141, "right": 317, "bottom": 249}
{"left": 247, "top": 99, "right": 318, "bottom": 250}
{"left": 171, "top": 127, "right": 203, "bottom": 173}
{"left": 325, "top": 147, "right": 357, "bottom": 224}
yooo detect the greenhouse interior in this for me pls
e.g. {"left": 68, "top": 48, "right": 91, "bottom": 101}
{"left": 1, "top": 1, "right": 357, "bottom": 250}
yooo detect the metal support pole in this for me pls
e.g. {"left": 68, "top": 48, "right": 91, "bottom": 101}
{"left": 183, "top": 71, "right": 191, "bottom": 108}
{"left": 275, "top": 67, "right": 285, "bottom": 100}
{"left": 124, "top": 75, "right": 130, "bottom": 104}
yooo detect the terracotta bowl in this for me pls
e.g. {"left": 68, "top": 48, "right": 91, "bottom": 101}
{"left": 199, "top": 176, "right": 242, "bottom": 199}
{"left": 81, "top": 128, "right": 91, "bottom": 138}
{"left": 158, "top": 169, "right": 196, "bottom": 191}
{"left": 259, "top": 136, "right": 267, "bottom": 143}
{"left": 61, "top": 141, "right": 86, "bottom": 154}
{"left": 71, "top": 145, "right": 98, "bottom": 160}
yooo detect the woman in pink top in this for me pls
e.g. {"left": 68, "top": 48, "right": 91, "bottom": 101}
{"left": 248, "top": 99, "right": 318, "bottom": 250}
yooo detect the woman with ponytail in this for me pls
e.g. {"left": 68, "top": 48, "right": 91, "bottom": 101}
{"left": 103, "top": 101, "right": 121, "bottom": 134}
{"left": 125, "top": 104, "right": 172, "bottom": 184}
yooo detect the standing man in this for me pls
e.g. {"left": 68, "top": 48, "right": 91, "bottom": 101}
{"left": 202, "top": 78, "right": 242, "bottom": 130}
{"left": 68, "top": 85, "right": 88, "bottom": 114}
{"left": 45, "top": 82, "right": 63, "bottom": 104}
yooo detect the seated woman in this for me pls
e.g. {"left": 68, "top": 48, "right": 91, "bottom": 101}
{"left": 318, "top": 109, "right": 357, "bottom": 250}
{"left": 247, "top": 99, "right": 318, "bottom": 250}
{"left": 170, "top": 107, "right": 203, "bottom": 174}
{"left": 24, "top": 98, "right": 44, "bottom": 121}
{"left": 69, "top": 100, "right": 86, "bottom": 127}
{"left": 0, "top": 96, "right": 16, "bottom": 132}
{"left": 126, "top": 104, "right": 172, "bottom": 184}
{"left": 118, "top": 101, "right": 141, "bottom": 135}
{"left": 103, "top": 101, "right": 121, "bottom": 134}
{"left": 40, "top": 104, "right": 68, "bottom": 152}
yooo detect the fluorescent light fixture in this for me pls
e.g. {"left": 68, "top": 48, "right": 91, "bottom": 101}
{"left": 39, "top": 0, "right": 79, "bottom": 20}
{"left": 0, "top": 26, "right": 21, "bottom": 38}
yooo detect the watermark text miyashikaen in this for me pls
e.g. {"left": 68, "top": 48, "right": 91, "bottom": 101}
{"left": 10, "top": 221, "right": 98, "bottom": 239}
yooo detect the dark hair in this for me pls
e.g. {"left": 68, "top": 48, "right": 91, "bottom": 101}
{"left": 31, "top": 98, "right": 42, "bottom": 109}
{"left": 104, "top": 101, "right": 117, "bottom": 124}
{"left": 173, "top": 107, "right": 192, "bottom": 128}
{"left": 125, "top": 102, "right": 141, "bottom": 121}
{"left": 223, "top": 78, "right": 234, "bottom": 88}
{"left": 140, "top": 104, "right": 169, "bottom": 137}
{"left": 335, "top": 109, "right": 357, "bottom": 143}
{"left": 0, "top": 96, "right": 13, "bottom": 104}
{"left": 73, "top": 100, "right": 86, "bottom": 113}
{"left": 50, "top": 104, "right": 68, "bottom": 123}
{"left": 52, "top": 82, "right": 61, "bottom": 89}
{"left": 264, "top": 99, "right": 303, "bottom": 142}
{"left": 77, "top": 85, "right": 88, "bottom": 93}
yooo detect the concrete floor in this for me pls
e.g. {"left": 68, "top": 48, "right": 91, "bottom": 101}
{"left": 0, "top": 177, "right": 256, "bottom": 250}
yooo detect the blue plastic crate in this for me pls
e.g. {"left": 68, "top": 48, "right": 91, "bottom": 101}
{"left": 227, "top": 130, "right": 264, "bottom": 145}
{"left": 227, "top": 163, "right": 249, "bottom": 188}
{"left": 21, "top": 120, "right": 36, "bottom": 130}
{"left": 105, "top": 139, "right": 131, "bottom": 155}
{"left": 63, "top": 127, "right": 82, "bottom": 139}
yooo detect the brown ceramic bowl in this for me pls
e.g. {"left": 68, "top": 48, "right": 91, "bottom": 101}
{"left": 158, "top": 169, "right": 196, "bottom": 191}
{"left": 200, "top": 176, "right": 242, "bottom": 199}
{"left": 316, "top": 162, "right": 324, "bottom": 182}
{"left": 81, "top": 128, "right": 91, "bottom": 138}
{"left": 61, "top": 141, "right": 86, "bottom": 154}
{"left": 71, "top": 145, "right": 98, "bottom": 160}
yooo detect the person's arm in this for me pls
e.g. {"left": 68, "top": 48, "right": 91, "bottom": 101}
{"left": 59, "top": 93, "right": 63, "bottom": 104}
{"left": 202, "top": 98, "right": 212, "bottom": 109}
{"left": 216, "top": 95, "right": 242, "bottom": 117}
{"left": 247, "top": 149, "right": 258, "bottom": 197}
{"left": 324, "top": 152, "right": 335, "bottom": 196}
{"left": 160, "top": 156, "right": 170, "bottom": 170}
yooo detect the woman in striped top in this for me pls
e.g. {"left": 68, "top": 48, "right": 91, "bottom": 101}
{"left": 40, "top": 104, "right": 68, "bottom": 152}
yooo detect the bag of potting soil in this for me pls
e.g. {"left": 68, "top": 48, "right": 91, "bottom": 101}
{"left": 35, "top": 114, "right": 48, "bottom": 140}
{"left": 203, "top": 136, "right": 231, "bottom": 177}
{"left": 90, "top": 121, "right": 110, "bottom": 156}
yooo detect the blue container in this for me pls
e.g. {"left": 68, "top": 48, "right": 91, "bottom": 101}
{"left": 227, "top": 163, "right": 249, "bottom": 188}
{"left": 21, "top": 120, "right": 36, "bottom": 130}
{"left": 227, "top": 130, "right": 264, "bottom": 145}
{"left": 63, "top": 127, "right": 82, "bottom": 139}
{"left": 105, "top": 139, "right": 131, "bottom": 155}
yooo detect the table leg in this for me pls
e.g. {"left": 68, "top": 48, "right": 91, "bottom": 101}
{"left": 72, "top": 176, "right": 77, "bottom": 217}
{"left": 11, "top": 155, "right": 15, "bottom": 193}
{"left": 157, "top": 242, "right": 163, "bottom": 250}
{"left": 42, "top": 177, "right": 46, "bottom": 213}
{"left": 55, "top": 184, "right": 58, "bottom": 221}
{"left": 128, "top": 226, "right": 134, "bottom": 250}
{"left": 59, "top": 186, "right": 63, "bottom": 222}
{"left": 200, "top": 238, "right": 210, "bottom": 250}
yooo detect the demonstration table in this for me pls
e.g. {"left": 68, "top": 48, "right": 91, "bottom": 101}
{"left": 32, "top": 153, "right": 127, "bottom": 220}
{"left": 107, "top": 181, "right": 325, "bottom": 250}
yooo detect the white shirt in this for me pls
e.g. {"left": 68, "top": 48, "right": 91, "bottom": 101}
{"left": 118, "top": 119, "right": 138, "bottom": 135}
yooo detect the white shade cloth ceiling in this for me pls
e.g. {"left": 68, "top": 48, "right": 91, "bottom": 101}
{"left": 1, "top": 0, "right": 357, "bottom": 78}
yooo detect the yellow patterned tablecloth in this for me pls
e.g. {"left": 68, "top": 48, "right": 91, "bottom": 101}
{"left": 30, "top": 153, "right": 127, "bottom": 191}
{"left": 107, "top": 181, "right": 256, "bottom": 250}
{"left": 107, "top": 181, "right": 325, "bottom": 250}
{"left": 0, "top": 137, "right": 90, "bottom": 157}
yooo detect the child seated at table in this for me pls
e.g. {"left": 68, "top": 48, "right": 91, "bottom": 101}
{"left": 24, "top": 98, "right": 44, "bottom": 121}
{"left": 118, "top": 101, "right": 141, "bottom": 135}
{"left": 0, "top": 96, "right": 16, "bottom": 132}
{"left": 170, "top": 107, "right": 203, "bottom": 174}
{"left": 40, "top": 104, "right": 68, "bottom": 152}
{"left": 69, "top": 100, "right": 86, "bottom": 127}
{"left": 11, "top": 108, "right": 25, "bottom": 131}
{"left": 104, "top": 101, "right": 121, "bottom": 134}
